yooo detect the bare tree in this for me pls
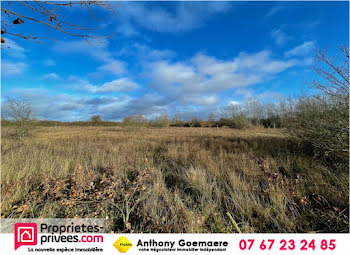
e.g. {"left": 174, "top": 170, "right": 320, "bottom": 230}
{"left": 288, "top": 46, "right": 349, "bottom": 162}
{"left": 3, "top": 97, "right": 37, "bottom": 138}
{"left": 311, "top": 46, "right": 349, "bottom": 100}
{"left": 1, "top": 1, "right": 115, "bottom": 45}
{"left": 244, "top": 97, "right": 263, "bottom": 125}
{"left": 225, "top": 103, "right": 244, "bottom": 119}
{"left": 172, "top": 112, "right": 184, "bottom": 126}
{"left": 123, "top": 114, "right": 148, "bottom": 130}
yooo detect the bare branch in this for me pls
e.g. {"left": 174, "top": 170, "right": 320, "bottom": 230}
{"left": 1, "top": 1, "right": 116, "bottom": 44}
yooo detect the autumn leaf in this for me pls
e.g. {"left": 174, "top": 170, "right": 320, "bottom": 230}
{"left": 49, "top": 16, "right": 53, "bottom": 22}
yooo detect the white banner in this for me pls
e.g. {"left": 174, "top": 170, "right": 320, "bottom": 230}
{"left": 1, "top": 233, "right": 350, "bottom": 254}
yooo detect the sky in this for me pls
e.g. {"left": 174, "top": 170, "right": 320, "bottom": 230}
{"left": 1, "top": 1, "right": 349, "bottom": 121}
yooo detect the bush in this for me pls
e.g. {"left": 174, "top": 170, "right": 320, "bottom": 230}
{"left": 90, "top": 115, "right": 102, "bottom": 123}
{"left": 123, "top": 114, "right": 148, "bottom": 130}
{"left": 184, "top": 118, "right": 202, "bottom": 127}
{"left": 260, "top": 115, "right": 283, "bottom": 128}
{"left": 149, "top": 115, "right": 170, "bottom": 128}
{"left": 287, "top": 95, "right": 348, "bottom": 161}
{"left": 286, "top": 46, "right": 349, "bottom": 164}
{"left": 218, "top": 115, "right": 252, "bottom": 129}
{"left": 2, "top": 98, "right": 37, "bottom": 138}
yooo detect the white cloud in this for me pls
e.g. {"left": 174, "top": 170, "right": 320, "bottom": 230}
{"left": 40, "top": 73, "right": 59, "bottom": 80}
{"left": 53, "top": 39, "right": 128, "bottom": 78}
{"left": 132, "top": 44, "right": 176, "bottom": 60}
{"left": 228, "top": 100, "right": 240, "bottom": 106}
{"left": 116, "top": 2, "right": 232, "bottom": 33}
{"left": 98, "top": 60, "right": 125, "bottom": 75}
{"left": 183, "top": 95, "right": 218, "bottom": 106}
{"left": 256, "top": 91, "right": 285, "bottom": 101}
{"left": 235, "top": 51, "right": 297, "bottom": 74}
{"left": 270, "top": 29, "right": 291, "bottom": 46}
{"left": 116, "top": 22, "right": 140, "bottom": 37}
{"left": 96, "top": 78, "right": 139, "bottom": 93}
{"left": 72, "top": 77, "right": 139, "bottom": 93}
{"left": 285, "top": 41, "right": 316, "bottom": 57}
{"left": 1, "top": 60, "right": 27, "bottom": 76}
{"left": 147, "top": 50, "right": 297, "bottom": 103}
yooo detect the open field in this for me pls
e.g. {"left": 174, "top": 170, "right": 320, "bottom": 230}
{"left": 1, "top": 126, "right": 348, "bottom": 233}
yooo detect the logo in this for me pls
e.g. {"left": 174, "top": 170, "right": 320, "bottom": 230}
{"left": 14, "top": 223, "right": 38, "bottom": 250}
{"left": 113, "top": 237, "right": 132, "bottom": 253}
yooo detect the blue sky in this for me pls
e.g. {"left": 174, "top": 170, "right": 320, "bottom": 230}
{"left": 1, "top": 1, "right": 349, "bottom": 121}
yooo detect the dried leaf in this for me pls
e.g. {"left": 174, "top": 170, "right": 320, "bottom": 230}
{"left": 13, "top": 18, "right": 24, "bottom": 25}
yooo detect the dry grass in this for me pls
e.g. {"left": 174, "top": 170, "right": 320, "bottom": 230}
{"left": 1, "top": 126, "right": 348, "bottom": 233}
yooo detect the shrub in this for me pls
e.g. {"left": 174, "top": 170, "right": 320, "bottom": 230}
{"left": 218, "top": 115, "right": 252, "bottom": 129}
{"left": 287, "top": 95, "right": 348, "bottom": 161}
{"left": 123, "top": 114, "right": 148, "bottom": 130}
{"left": 286, "top": 46, "right": 349, "bottom": 163}
{"left": 183, "top": 117, "right": 202, "bottom": 127}
{"left": 2, "top": 98, "right": 37, "bottom": 138}
{"left": 260, "top": 115, "right": 283, "bottom": 128}
{"left": 90, "top": 115, "right": 102, "bottom": 123}
{"left": 149, "top": 115, "right": 170, "bottom": 128}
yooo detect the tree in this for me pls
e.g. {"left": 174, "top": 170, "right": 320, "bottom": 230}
{"left": 171, "top": 112, "right": 184, "bottom": 126}
{"left": 1, "top": 1, "right": 115, "bottom": 45}
{"left": 90, "top": 114, "right": 102, "bottom": 123}
{"left": 3, "top": 97, "right": 37, "bottom": 138}
{"left": 311, "top": 46, "right": 349, "bottom": 100}
{"left": 244, "top": 97, "right": 263, "bottom": 125}
{"left": 123, "top": 114, "right": 148, "bottom": 130}
{"left": 207, "top": 112, "right": 216, "bottom": 127}
{"left": 288, "top": 46, "right": 349, "bottom": 162}
{"left": 150, "top": 114, "right": 170, "bottom": 128}
{"left": 261, "top": 103, "right": 283, "bottom": 128}
{"left": 226, "top": 104, "right": 244, "bottom": 119}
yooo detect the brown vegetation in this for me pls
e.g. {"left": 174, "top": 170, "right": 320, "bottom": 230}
{"left": 1, "top": 126, "right": 348, "bottom": 233}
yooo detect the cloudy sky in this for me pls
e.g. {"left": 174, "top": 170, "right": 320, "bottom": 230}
{"left": 1, "top": 1, "right": 349, "bottom": 121}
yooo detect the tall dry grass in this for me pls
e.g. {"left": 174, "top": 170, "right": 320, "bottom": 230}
{"left": 1, "top": 126, "right": 348, "bottom": 233}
